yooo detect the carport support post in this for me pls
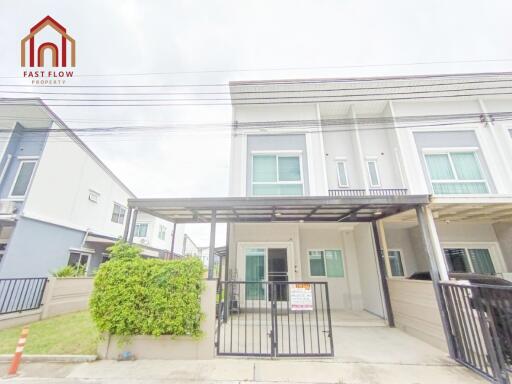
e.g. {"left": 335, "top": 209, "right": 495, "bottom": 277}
{"left": 170, "top": 222, "right": 177, "bottom": 260}
{"left": 208, "top": 209, "right": 217, "bottom": 280}
{"left": 122, "top": 208, "right": 133, "bottom": 241}
{"left": 415, "top": 205, "right": 456, "bottom": 358}
{"left": 128, "top": 209, "right": 138, "bottom": 243}
{"left": 371, "top": 221, "right": 395, "bottom": 327}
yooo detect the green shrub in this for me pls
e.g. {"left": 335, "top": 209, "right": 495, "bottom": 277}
{"left": 107, "top": 240, "right": 141, "bottom": 259}
{"left": 52, "top": 265, "right": 86, "bottom": 277}
{"left": 90, "top": 256, "right": 205, "bottom": 339}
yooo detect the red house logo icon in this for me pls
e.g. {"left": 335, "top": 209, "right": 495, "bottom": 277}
{"left": 21, "top": 16, "right": 76, "bottom": 67}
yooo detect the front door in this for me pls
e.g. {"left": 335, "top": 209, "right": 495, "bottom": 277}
{"left": 244, "top": 246, "right": 290, "bottom": 302}
{"left": 267, "top": 248, "right": 288, "bottom": 301}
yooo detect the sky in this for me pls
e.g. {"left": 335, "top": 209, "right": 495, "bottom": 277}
{"left": 1, "top": 0, "right": 512, "bottom": 245}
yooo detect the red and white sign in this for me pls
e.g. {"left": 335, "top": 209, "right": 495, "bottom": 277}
{"left": 290, "top": 283, "right": 313, "bottom": 311}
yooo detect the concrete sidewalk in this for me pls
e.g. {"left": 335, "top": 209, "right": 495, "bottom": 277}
{"left": 1, "top": 358, "right": 486, "bottom": 384}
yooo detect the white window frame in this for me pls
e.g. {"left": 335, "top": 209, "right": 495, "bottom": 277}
{"left": 111, "top": 203, "right": 126, "bottom": 224}
{"left": 442, "top": 242, "right": 505, "bottom": 274}
{"left": 67, "top": 251, "right": 91, "bottom": 273}
{"left": 158, "top": 224, "right": 166, "bottom": 240}
{"left": 387, "top": 249, "right": 406, "bottom": 278}
{"left": 8, "top": 158, "right": 38, "bottom": 199}
{"left": 422, "top": 148, "right": 489, "bottom": 195}
{"left": 251, "top": 151, "right": 305, "bottom": 196}
{"left": 366, "top": 158, "right": 381, "bottom": 188}
{"left": 307, "top": 248, "right": 345, "bottom": 278}
{"left": 134, "top": 222, "right": 149, "bottom": 238}
{"left": 335, "top": 159, "right": 349, "bottom": 188}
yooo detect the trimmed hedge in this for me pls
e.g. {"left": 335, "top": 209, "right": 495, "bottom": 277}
{"left": 90, "top": 256, "right": 205, "bottom": 338}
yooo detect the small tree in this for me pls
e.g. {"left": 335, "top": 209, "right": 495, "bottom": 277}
{"left": 107, "top": 240, "right": 141, "bottom": 260}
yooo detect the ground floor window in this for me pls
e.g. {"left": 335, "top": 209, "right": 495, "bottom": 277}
{"left": 308, "top": 250, "right": 344, "bottom": 277}
{"left": 134, "top": 223, "right": 148, "bottom": 237}
{"left": 444, "top": 247, "right": 496, "bottom": 275}
{"left": 387, "top": 250, "right": 405, "bottom": 277}
{"left": 68, "top": 252, "right": 90, "bottom": 273}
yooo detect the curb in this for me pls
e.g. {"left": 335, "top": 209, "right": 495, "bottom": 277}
{"left": 0, "top": 354, "right": 97, "bottom": 363}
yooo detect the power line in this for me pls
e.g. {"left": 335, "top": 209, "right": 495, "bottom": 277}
{"left": 4, "top": 71, "right": 512, "bottom": 88}
{"left": 3, "top": 59, "right": 512, "bottom": 79}
{"left": 3, "top": 90, "right": 512, "bottom": 106}
{"left": 4, "top": 85, "right": 512, "bottom": 103}
{"left": 2, "top": 78, "right": 512, "bottom": 96}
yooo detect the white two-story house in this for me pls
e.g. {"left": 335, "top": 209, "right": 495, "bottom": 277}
{"left": 0, "top": 99, "right": 181, "bottom": 277}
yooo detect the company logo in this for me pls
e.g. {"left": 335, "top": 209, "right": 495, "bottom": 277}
{"left": 21, "top": 16, "right": 76, "bottom": 84}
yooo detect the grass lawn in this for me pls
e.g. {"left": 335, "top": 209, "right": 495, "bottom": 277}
{"left": 0, "top": 311, "right": 98, "bottom": 355}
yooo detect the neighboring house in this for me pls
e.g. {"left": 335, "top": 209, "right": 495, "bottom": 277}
{"left": 0, "top": 99, "right": 180, "bottom": 277}
{"left": 131, "top": 211, "right": 184, "bottom": 258}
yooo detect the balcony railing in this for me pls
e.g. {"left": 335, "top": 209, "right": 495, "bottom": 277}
{"left": 328, "top": 188, "right": 408, "bottom": 197}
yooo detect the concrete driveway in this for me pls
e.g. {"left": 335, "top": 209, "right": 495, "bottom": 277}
{"left": 0, "top": 327, "right": 486, "bottom": 383}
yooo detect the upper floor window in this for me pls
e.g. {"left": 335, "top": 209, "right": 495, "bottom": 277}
{"left": 111, "top": 203, "right": 126, "bottom": 224}
{"left": 252, "top": 153, "right": 303, "bottom": 196}
{"left": 366, "top": 159, "right": 381, "bottom": 187}
{"left": 134, "top": 223, "right": 148, "bottom": 238}
{"left": 336, "top": 161, "right": 349, "bottom": 187}
{"left": 158, "top": 224, "right": 166, "bottom": 240}
{"left": 424, "top": 151, "right": 488, "bottom": 194}
{"left": 9, "top": 160, "right": 37, "bottom": 198}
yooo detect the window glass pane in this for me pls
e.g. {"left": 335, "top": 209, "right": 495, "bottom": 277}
{"left": 253, "top": 155, "right": 277, "bottom": 182}
{"left": 245, "top": 248, "right": 265, "bottom": 299}
{"left": 309, "top": 251, "right": 325, "bottom": 276}
{"left": 78, "top": 254, "right": 89, "bottom": 266}
{"left": 367, "top": 161, "right": 380, "bottom": 186}
{"left": 468, "top": 249, "right": 495, "bottom": 275}
{"left": 135, "top": 224, "right": 148, "bottom": 237}
{"left": 68, "top": 252, "right": 80, "bottom": 267}
{"left": 278, "top": 156, "right": 301, "bottom": 181}
{"left": 337, "top": 162, "right": 348, "bottom": 186}
{"left": 444, "top": 248, "right": 470, "bottom": 273}
{"left": 432, "top": 182, "right": 488, "bottom": 194}
{"left": 253, "top": 184, "right": 303, "bottom": 196}
{"left": 11, "top": 161, "right": 36, "bottom": 196}
{"left": 451, "top": 152, "right": 483, "bottom": 180}
{"left": 388, "top": 250, "right": 405, "bottom": 277}
{"left": 325, "top": 250, "right": 344, "bottom": 277}
{"left": 425, "top": 154, "right": 454, "bottom": 180}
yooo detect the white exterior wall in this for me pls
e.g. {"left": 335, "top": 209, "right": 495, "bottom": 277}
{"left": 132, "top": 211, "right": 184, "bottom": 253}
{"left": 23, "top": 130, "right": 132, "bottom": 238}
{"left": 229, "top": 222, "right": 378, "bottom": 311}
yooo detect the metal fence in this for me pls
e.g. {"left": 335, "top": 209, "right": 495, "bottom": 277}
{"left": 440, "top": 282, "right": 512, "bottom": 384}
{"left": 0, "top": 278, "right": 48, "bottom": 315}
{"left": 216, "top": 281, "right": 334, "bottom": 357}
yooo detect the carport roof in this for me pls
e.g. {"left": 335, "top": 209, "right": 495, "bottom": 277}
{"left": 128, "top": 195, "right": 430, "bottom": 224}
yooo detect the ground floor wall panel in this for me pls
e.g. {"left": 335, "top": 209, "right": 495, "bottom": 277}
{"left": 0, "top": 217, "right": 85, "bottom": 278}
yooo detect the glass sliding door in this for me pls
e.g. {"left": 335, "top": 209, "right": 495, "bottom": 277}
{"left": 244, "top": 246, "right": 289, "bottom": 301}
{"left": 245, "top": 248, "right": 265, "bottom": 299}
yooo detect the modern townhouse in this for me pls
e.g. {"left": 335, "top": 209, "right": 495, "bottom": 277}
{"left": 226, "top": 73, "right": 512, "bottom": 314}
{"left": 0, "top": 99, "right": 180, "bottom": 278}
{"left": 126, "top": 73, "right": 512, "bottom": 378}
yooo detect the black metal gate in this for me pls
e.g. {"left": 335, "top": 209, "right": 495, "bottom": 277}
{"left": 439, "top": 282, "right": 512, "bottom": 384}
{"left": 215, "top": 281, "right": 334, "bottom": 357}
